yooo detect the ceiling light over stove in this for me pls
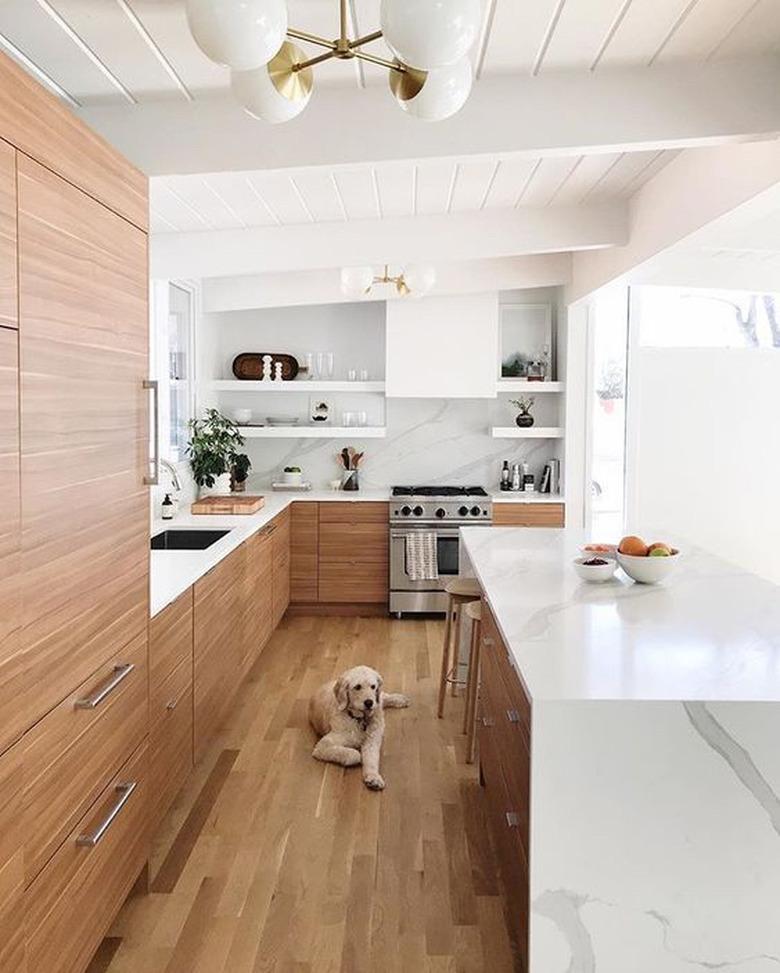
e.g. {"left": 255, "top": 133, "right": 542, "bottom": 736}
{"left": 187, "top": 0, "right": 480, "bottom": 123}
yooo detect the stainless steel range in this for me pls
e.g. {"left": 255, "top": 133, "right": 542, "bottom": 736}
{"left": 389, "top": 486, "right": 493, "bottom": 616}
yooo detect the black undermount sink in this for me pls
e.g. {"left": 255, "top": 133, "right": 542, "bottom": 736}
{"left": 150, "top": 529, "right": 230, "bottom": 551}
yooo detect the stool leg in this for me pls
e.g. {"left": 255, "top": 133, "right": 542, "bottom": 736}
{"left": 437, "top": 598, "right": 453, "bottom": 718}
{"left": 451, "top": 603, "right": 463, "bottom": 696}
{"left": 463, "top": 618, "right": 479, "bottom": 734}
{"left": 466, "top": 624, "right": 482, "bottom": 764}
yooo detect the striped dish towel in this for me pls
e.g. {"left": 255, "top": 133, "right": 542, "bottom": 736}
{"left": 405, "top": 531, "right": 439, "bottom": 581}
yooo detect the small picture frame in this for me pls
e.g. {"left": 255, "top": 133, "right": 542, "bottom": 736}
{"left": 309, "top": 396, "right": 332, "bottom": 425}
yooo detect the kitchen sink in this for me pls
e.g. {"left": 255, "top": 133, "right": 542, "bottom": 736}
{"left": 150, "top": 529, "right": 230, "bottom": 551}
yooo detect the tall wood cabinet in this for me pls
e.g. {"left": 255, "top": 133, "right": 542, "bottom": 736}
{"left": 0, "top": 142, "right": 16, "bottom": 330}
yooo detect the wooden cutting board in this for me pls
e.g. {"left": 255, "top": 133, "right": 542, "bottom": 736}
{"left": 191, "top": 495, "right": 265, "bottom": 515}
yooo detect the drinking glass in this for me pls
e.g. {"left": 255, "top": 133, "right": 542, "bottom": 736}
{"left": 324, "top": 352, "right": 334, "bottom": 379}
{"left": 315, "top": 352, "right": 325, "bottom": 380}
{"left": 347, "top": 368, "right": 357, "bottom": 381}
{"left": 359, "top": 368, "right": 369, "bottom": 382}
{"left": 357, "top": 410, "right": 367, "bottom": 427}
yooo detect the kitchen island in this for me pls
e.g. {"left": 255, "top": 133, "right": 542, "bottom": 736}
{"left": 460, "top": 526, "right": 780, "bottom": 972}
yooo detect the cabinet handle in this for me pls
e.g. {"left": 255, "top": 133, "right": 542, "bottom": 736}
{"left": 506, "top": 709, "right": 520, "bottom": 723}
{"left": 482, "top": 636, "right": 495, "bottom": 647}
{"left": 481, "top": 716, "right": 495, "bottom": 727}
{"left": 265, "top": 524, "right": 277, "bottom": 536}
{"left": 74, "top": 664, "right": 134, "bottom": 710}
{"left": 143, "top": 379, "right": 159, "bottom": 486}
{"left": 76, "top": 782, "right": 137, "bottom": 847}
{"left": 505, "top": 811, "right": 520, "bottom": 829}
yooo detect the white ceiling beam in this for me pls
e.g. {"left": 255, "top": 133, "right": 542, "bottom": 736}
{"left": 79, "top": 56, "right": 780, "bottom": 177}
{"left": 201, "top": 254, "right": 572, "bottom": 312}
{"left": 151, "top": 202, "right": 626, "bottom": 280}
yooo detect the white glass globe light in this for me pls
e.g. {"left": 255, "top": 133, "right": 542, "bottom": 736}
{"left": 380, "top": 0, "right": 481, "bottom": 70}
{"left": 340, "top": 266, "right": 375, "bottom": 298}
{"left": 231, "top": 43, "right": 313, "bottom": 124}
{"left": 403, "top": 264, "right": 436, "bottom": 296}
{"left": 390, "top": 57, "right": 472, "bottom": 122}
{"left": 186, "top": 0, "right": 287, "bottom": 71}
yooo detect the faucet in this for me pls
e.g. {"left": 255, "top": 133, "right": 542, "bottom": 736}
{"left": 160, "top": 458, "right": 182, "bottom": 493}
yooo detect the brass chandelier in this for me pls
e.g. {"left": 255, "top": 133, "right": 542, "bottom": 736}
{"left": 186, "top": 0, "right": 481, "bottom": 123}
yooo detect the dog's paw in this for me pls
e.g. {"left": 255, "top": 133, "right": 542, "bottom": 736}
{"left": 363, "top": 773, "right": 385, "bottom": 791}
{"left": 342, "top": 749, "right": 362, "bottom": 767}
{"left": 396, "top": 694, "right": 411, "bottom": 708}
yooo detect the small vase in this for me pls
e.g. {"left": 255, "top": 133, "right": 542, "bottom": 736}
{"left": 515, "top": 413, "right": 534, "bottom": 428}
{"left": 232, "top": 478, "right": 247, "bottom": 493}
{"left": 342, "top": 471, "right": 359, "bottom": 492}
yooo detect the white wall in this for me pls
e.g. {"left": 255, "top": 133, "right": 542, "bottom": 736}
{"left": 629, "top": 347, "right": 780, "bottom": 583}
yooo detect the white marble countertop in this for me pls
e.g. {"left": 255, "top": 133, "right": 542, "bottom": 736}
{"left": 490, "top": 492, "right": 563, "bottom": 503}
{"left": 150, "top": 490, "right": 389, "bottom": 618}
{"left": 460, "top": 526, "right": 780, "bottom": 703}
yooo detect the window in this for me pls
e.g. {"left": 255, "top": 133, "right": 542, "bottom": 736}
{"left": 151, "top": 281, "right": 195, "bottom": 463}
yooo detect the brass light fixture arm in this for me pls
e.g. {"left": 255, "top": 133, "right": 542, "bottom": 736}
{"left": 353, "top": 50, "right": 405, "bottom": 72}
{"left": 286, "top": 28, "right": 337, "bottom": 50}
{"left": 294, "top": 49, "right": 338, "bottom": 71}
{"left": 349, "top": 30, "right": 384, "bottom": 49}
{"left": 286, "top": 2, "right": 403, "bottom": 76}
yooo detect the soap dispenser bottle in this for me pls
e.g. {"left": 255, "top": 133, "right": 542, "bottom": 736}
{"left": 161, "top": 493, "right": 174, "bottom": 520}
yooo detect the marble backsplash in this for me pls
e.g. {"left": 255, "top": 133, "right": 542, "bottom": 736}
{"left": 241, "top": 398, "right": 561, "bottom": 492}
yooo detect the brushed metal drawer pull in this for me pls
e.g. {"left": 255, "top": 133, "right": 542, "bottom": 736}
{"left": 481, "top": 716, "right": 495, "bottom": 727}
{"left": 74, "top": 664, "right": 135, "bottom": 710}
{"left": 76, "top": 782, "right": 137, "bottom": 847}
{"left": 482, "top": 636, "right": 495, "bottom": 647}
{"left": 506, "top": 709, "right": 520, "bottom": 723}
{"left": 505, "top": 811, "right": 520, "bottom": 829}
{"left": 166, "top": 685, "right": 189, "bottom": 712}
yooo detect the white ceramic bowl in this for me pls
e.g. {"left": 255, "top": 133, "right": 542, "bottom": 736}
{"left": 233, "top": 408, "right": 252, "bottom": 424}
{"left": 282, "top": 470, "right": 303, "bottom": 484}
{"left": 617, "top": 551, "right": 680, "bottom": 584}
{"left": 573, "top": 556, "right": 617, "bottom": 583}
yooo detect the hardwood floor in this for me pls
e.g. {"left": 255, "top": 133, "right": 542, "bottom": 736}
{"left": 92, "top": 615, "right": 517, "bottom": 973}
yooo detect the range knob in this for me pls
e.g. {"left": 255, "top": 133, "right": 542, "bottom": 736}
{"left": 458, "top": 505, "right": 469, "bottom": 517}
{"left": 470, "top": 506, "right": 482, "bottom": 517}
{"left": 413, "top": 505, "right": 424, "bottom": 517}
{"left": 401, "top": 505, "right": 412, "bottom": 516}
{"left": 435, "top": 507, "right": 446, "bottom": 519}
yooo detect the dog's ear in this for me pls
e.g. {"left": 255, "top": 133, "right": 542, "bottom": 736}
{"left": 333, "top": 677, "right": 349, "bottom": 712}
{"left": 375, "top": 673, "right": 383, "bottom": 704}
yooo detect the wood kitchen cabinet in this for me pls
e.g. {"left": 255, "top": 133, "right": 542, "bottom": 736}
{"left": 244, "top": 524, "right": 274, "bottom": 670}
{"left": 477, "top": 598, "right": 531, "bottom": 970}
{"left": 0, "top": 142, "right": 16, "bottom": 330}
{"left": 0, "top": 327, "right": 22, "bottom": 757}
{"left": 318, "top": 502, "right": 389, "bottom": 605}
{"left": 493, "top": 502, "right": 565, "bottom": 527}
{"left": 0, "top": 741, "right": 26, "bottom": 973}
{"left": 193, "top": 544, "right": 244, "bottom": 761}
{"left": 291, "top": 501, "right": 318, "bottom": 603}
{"left": 149, "top": 590, "right": 193, "bottom": 832}
{"left": 18, "top": 155, "right": 149, "bottom": 730}
{"left": 272, "top": 507, "right": 291, "bottom": 627}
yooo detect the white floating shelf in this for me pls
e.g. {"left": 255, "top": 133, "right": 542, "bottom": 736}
{"left": 495, "top": 380, "right": 564, "bottom": 393}
{"left": 239, "top": 425, "right": 386, "bottom": 439}
{"left": 491, "top": 426, "right": 564, "bottom": 439}
{"left": 209, "top": 380, "right": 385, "bottom": 394}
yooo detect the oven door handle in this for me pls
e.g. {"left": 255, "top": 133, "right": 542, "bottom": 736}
{"left": 390, "top": 530, "right": 461, "bottom": 540}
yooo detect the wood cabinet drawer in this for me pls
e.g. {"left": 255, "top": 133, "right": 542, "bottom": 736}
{"left": 25, "top": 741, "right": 149, "bottom": 973}
{"left": 319, "top": 502, "right": 388, "bottom": 524}
{"left": 23, "top": 633, "right": 147, "bottom": 884}
{"left": 492, "top": 503, "right": 565, "bottom": 527}
{"left": 291, "top": 502, "right": 318, "bottom": 603}
{"left": 245, "top": 528, "right": 273, "bottom": 666}
{"left": 318, "top": 561, "right": 388, "bottom": 603}
{"left": 319, "top": 522, "right": 388, "bottom": 562}
{"left": 150, "top": 589, "right": 192, "bottom": 713}
{"left": 0, "top": 741, "right": 25, "bottom": 973}
{"left": 150, "top": 667, "right": 192, "bottom": 832}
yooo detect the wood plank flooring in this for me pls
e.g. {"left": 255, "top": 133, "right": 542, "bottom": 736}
{"left": 91, "top": 615, "right": 517, "bottom": 973}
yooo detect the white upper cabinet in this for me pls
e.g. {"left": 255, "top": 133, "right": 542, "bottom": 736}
{"left": 385, "top": 293, "right": 499, "bottom": 398}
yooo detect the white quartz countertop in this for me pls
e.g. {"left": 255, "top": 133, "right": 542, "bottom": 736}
{"left": 150, "top": 490, "right": 389, "bottom": 618}
{"left": 460, "top": 526, "right": 780, "bottom": 703}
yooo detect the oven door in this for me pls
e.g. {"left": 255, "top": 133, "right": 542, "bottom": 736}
{"left": 390, "top": 526, "right": 461, "bottom": 592}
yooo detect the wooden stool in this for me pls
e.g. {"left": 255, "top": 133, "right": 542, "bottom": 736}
{"left": 437, "top": 577, "right": 481, "bottom": 719}
{"left": 463, "top": 599, "right": 482, "bottom": 764}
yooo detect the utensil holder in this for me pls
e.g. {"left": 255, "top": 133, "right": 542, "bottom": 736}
{"left": 342, "top": 471, "right": 359, "bottom": 491}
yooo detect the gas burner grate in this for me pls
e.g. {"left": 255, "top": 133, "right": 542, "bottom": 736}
{"left": 391, "top": 485, "right": 488, "bottom": 498}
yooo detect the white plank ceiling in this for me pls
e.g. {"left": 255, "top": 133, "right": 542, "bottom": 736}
{"left": 150, "top": 149, "right": 677, "bottom": 233}
{"left": 0, "top": 0, "right": 778, "bottom": 107}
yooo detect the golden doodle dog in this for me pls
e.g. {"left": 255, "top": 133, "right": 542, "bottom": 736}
{"left": 308, "top": 665, "right": 409, "bottom": 790}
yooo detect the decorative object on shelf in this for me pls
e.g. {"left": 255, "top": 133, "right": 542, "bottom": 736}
{"left": 187, "top": 0, "right": 480, "bottom": 124}
{"left": 231, "top": 453, "right": 252, "bottom": 492}
{"left": 232, "top": 352, "right": 300, "bottom": 381}
{"left": 233, "top": 408, "right": 253, "bottom": 424}
{"left": 273, "top": 360, "right": 284, "bottom": 382}
{"left": 500, "top": 303, "right": 554, "bottom": 380}
{"left": 510, "top": 397, "right": 535, "bottom": 428}
{"left": 261, "top": 354, "right": 274, "bottom": 382}
{"left": 186, "top": 408, "right": 246, "bottom": 495}
{"left": 282, "top": 465, "right": 303, "bottom": 485}
{"left": 338, "top": 446, "right": 364, "bottom": 491}
{"left": 341, "top": 263, "right": 436, "bottom": 299}
{"left": 501, "top": 352, "right": 531, "bottom": 378}
{"left": 310, "top": 396, "right": 332, "bottom": 424}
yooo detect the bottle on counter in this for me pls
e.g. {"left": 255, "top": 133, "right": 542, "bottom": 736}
{"left": 500, "top": 460, "right": 511, "bottom": 491}
{"left": 161, "top": 493, "right": 174, "bottom": 520}
{"left": 510, "top": 463, "right": 522, "bottom": 491}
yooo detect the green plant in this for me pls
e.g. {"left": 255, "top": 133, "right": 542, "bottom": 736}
{"left": 509, "top": 396, "right": 535, "bottom": 416}
{"left": 232, "top": 453, "right": 252, "bottom": 484}
{"left": 284, "top": 466, "right": 302, "bottom": 473}
{"left": 186, "top": 408, "right": 245, "bottom": 488}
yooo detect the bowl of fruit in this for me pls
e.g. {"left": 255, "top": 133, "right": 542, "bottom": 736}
{"left": 573, "top": 555, "right": 618, "bottom": 583}
{"left": 616, "top": 535, "right": 680, "bottom": 584}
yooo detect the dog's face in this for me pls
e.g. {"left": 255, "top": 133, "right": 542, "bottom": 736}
{"left": 334, "top": 666, "right": 383, "bottom": 718}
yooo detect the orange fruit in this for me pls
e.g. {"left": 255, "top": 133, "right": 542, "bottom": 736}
{"left": 619, "top": 535, "right": 649, "bottom": 557}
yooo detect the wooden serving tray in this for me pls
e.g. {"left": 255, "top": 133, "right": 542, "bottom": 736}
{"left": 191, "top": 495, "right": 265, "bottom": 515}
{"left": 232, "top": 353, "right": 299, "bottom": 381}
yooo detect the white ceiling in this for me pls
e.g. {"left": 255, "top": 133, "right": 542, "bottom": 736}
{"left": 151, "top": 149, "right": 676, "bottom": 233}
{"left": 0, "top": 0, "right": 778, "bottom": 108}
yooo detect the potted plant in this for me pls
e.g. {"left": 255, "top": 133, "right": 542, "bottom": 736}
{"left": 510, "top": 396, "right": 535, "bottom": 428}
{"left": 282, "top": 465, "right": 303, "bottom": 485}
{"left": 186, "top": 408, "right": 245, "bottom": 495}
{"left": 231, "top": 453, "right": 252, "bottom": 492}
